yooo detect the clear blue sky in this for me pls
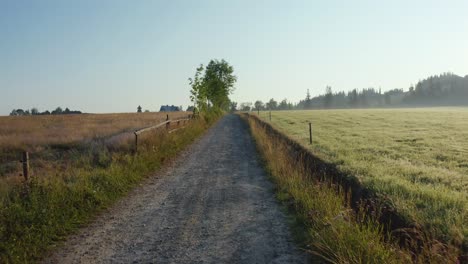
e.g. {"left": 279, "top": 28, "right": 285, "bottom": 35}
{"left": 1, "top": 0, "right": 467, "bottom": 115}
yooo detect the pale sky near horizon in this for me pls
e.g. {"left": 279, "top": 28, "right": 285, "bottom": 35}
{"left": 1, "top": 0, "right": 467, "bottom": 115}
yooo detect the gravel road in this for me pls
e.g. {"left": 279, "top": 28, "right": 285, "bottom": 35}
{"left": 45, "top": 114, "right": 309, "bottom": 264}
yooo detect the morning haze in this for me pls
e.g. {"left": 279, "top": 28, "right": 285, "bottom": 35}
{"left": 1, "top": 0, "right": 467, "bottom": 115}
{"left": 2, "top": 1, "right": 468, "bottom": 263}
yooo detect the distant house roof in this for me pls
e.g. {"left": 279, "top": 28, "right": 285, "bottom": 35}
{"left": 159, "top": 105, "right": 180, "bottom": 112}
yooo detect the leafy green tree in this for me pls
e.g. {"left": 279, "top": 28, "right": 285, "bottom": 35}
{"left": 203, "top": 59, "right": 237, "bottom": 110}
{"left": 52, "top": 107, "right": 63, "bottom": 115}
{"left": 266, "top": 98, "right": 278, "bottom": 110}
{"left": 189, "top": 64, "right": 208, "bottom": 113}
{"left": 254, "top": 100, "right": 264, "bottom": 111}
{"left": 240, "top": 102, "right": 252, "bottom": 111}
{"left": 230, "top": 101, "right": 238, "bottom": 112}
{"left": 189, "top": 59, "right": 237, "bottom": 113}
{"left": 137, "top": 105, "right": 142, "bottom": 113}
{"left": 278, "top": 99, "right": 288, "bottom": 110}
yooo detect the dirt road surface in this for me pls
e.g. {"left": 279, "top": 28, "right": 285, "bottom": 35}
{"left": 45, "top": 115, "right": 309, "bottom": 264}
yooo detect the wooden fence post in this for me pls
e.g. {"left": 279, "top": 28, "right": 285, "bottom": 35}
{"left": 134, "top": 132, "right": 138, "bottom": 154}
{"left": 166, "top": 115, "right": 170, "bottom": 130}
{"left": 22, "top": 151, "right": 29, "bottom": 182}
{"left": 309, "top": 122, "right": 312, "bottom": 144}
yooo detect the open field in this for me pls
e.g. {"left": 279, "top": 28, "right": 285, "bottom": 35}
{"left": 0, "top": 112, "right": 189, "bottom": 151}
{"left": 0, "top": 112, "right": 190, "bottom": 179}
{"left": 0, "top": 112, "right": 212, "bottom": 263}
{"left": 255, "top": 108, "right": 468, "bottom": 253}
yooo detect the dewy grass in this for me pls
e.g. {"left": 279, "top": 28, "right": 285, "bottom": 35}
{"left": 0, "top": 116, "right": 213, "bottom": 263}
{"left": 255, "top": 108, "right": 468, "bottom": 256}
{"left": 244, "top": 114, "right": 412, "bottom": 263}
{"left": 244, "top": 113, "right": 460, "bottom": 263}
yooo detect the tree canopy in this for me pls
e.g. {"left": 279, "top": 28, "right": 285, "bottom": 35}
{"left": 254, "top": 100, "right": 264, "bottom": 111}
{"left": 189, "top": 59, "right": 237, "bottom": 113}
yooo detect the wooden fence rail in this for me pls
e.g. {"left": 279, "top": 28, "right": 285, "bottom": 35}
{"left": 133, "top": 115, "right": 193, "bottom": 153}
{"left": 1, "top": 114, "right": 195, "bottom": 180}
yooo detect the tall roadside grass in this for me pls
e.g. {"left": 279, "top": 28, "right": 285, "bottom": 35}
{"left": 0, "top": 116, "right": 215, "bottom": 263}
{"left": 255, "top": 108, "right": 468, "bottom": 256}
{"left": 243, "top": 114, "right": 460, "bottom": 263}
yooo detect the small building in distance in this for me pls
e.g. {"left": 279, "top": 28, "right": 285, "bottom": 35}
{"left": 159, "top": 105, "right": 180, "bottom": 112}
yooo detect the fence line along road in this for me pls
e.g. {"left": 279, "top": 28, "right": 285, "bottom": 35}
{"left": 133, "top": 115, "right": 193, "bottom": 153}
{"left": 1, "top": 114, "right": 194, "bottom": 181}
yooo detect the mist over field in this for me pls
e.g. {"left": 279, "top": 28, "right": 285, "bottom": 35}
{"left": 2, "top": 1, "right": 468, "bottom": 115}
{"left": 1, "top": 1, "right": 468, "bottom": 263}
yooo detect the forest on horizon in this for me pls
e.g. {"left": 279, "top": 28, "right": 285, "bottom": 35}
{"left": 243, "top": 73, "right": 468, "bottom": 111}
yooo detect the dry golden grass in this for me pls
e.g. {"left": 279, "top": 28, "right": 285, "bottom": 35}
{"left": 0, "top": 112, "right": 189, "bottom": 151}
{"left": 0, "top": 115, "right": 212, "bottom": 263}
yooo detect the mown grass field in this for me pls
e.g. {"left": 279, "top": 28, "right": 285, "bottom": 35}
{"left": 256, "top": 108, "right": 468, "bottom": 253}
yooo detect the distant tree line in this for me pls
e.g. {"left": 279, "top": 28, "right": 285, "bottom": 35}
{"left": 10, "top": 107, "right": 82, "bottom": 116}
{"left": 239, "top": 73, "right": 468, "bottom": 111}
